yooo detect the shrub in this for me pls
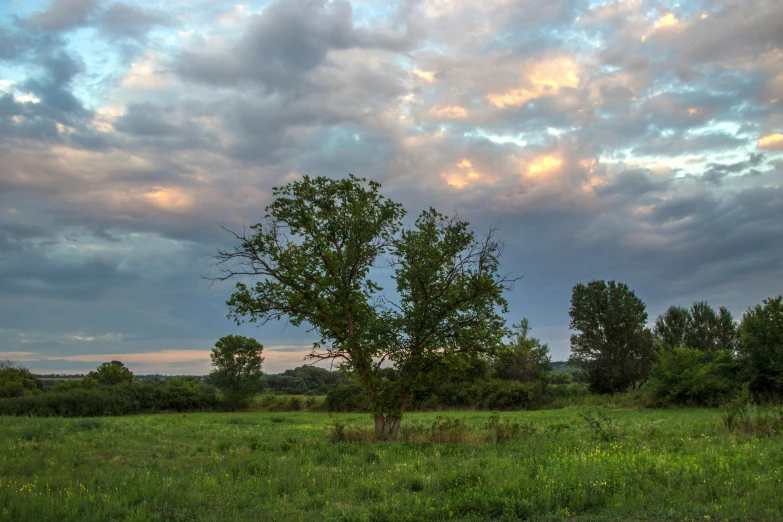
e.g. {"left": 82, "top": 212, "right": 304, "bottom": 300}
{"left": 648, "top": 347, "right": 742, "bottom": 406}
{"left": 325, "top": 384, "right": 372, "bottom": 412}
{"left": 485, "top": 413, "right": 535, "bottom": 443}
{"left": 0, "top": 381, "right": 222, "bottom": 417}
{"left": 0, "top": 365, "right": 41, "bottom": 398}
{"left": 327, "top": 417, "right": 373, "bottom": 443}
{"left": 471, "top": 379, "right": 545, "bottom": 410}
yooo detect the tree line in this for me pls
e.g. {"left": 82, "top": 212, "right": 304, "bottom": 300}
{"left": 568, "top": 280, "right": 782, "bottom": 405}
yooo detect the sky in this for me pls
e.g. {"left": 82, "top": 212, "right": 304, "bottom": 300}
{"left": 0, "top": 0, "right": 781, "bottom": 375}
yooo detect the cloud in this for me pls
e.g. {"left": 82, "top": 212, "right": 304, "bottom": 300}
{"left": 28, "top": 0, "right": 100, "bottom": 32}
{"left": 0, "top": 0, "right": 782, "bottom": 369}
{"left": 758, "top": 132, "right": 783, "bottom": 150}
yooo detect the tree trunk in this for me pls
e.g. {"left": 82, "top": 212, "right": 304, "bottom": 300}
{"left": 372, "top": 388, "right": 410, "bottom": 440}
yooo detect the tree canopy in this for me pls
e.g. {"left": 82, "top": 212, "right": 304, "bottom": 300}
{"left": 88, "top": 361, "right": 133, "bottom": 386}
{"left": 214, "top": 175, "right": 513, "bottom": 437}
{"left": 738, "top": 295, "right": 783, "bottom": 398}
{"left": 209, "top": 335, "right": 265, "bottom": 410}
{"left": 568, "top": 280, "right": 653, "bottom": 393}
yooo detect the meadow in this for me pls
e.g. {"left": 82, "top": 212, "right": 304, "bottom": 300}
{"left": 1, "top": 408, "right": 782, "bottom": 521}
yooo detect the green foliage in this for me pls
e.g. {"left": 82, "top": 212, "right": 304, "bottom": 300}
{"left": 654, "top": 302, "right": 737, "bottom": 352}
{"left": 209, "top": 335, "right": 265, "bottom": 410}
{"left": 648, "top": 347, "right": 742, "bottom": 406}
{"left": 0, "top": 381, "right": 221, "bottom": 417}
{"left": 492, "top": 318, "right": 550, "bottom": 382}
{"left": 568, "top": 280, "right": 654, "bottom": 393}
{"left": 0, "top": 364, "right": 41, "bottom": 399}
{"left": 324, "top": 383, "right": 372, "bottom": 412}
{"left": 215, "top": 176, "right": 512, "bottom": 437}
{"left": 265, "top": 366, "right": 343, "bottom": 395}
{"left": 723, "top": 386, "right": 783, "bottom": 436}
{"left": 51, "top": 377, "right": 98, "bottom": 392}
{"left": 653, "top": 305, "right": 691, "bottom": 349}
{"left": 686, "top": 301, "right": 737, "bottom": 352}
{"left": 485, "top": 412, "right": 535, "bottom": 443}
{"left": 88, "top": 361, "right": 133, "bottom": 386}
{"left": 738, "top": 295, "right": 783, "bottom": 398}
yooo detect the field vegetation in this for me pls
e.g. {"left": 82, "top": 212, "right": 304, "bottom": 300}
{"left": 2, "top": 409, "right": 782, "bottom": 521}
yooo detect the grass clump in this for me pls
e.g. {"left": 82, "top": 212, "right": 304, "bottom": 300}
{"left": 579, "top": 407, "right": 621, "bottom": 441}
{"left": 724, "top": 387, "right": 783, "bottom": 436}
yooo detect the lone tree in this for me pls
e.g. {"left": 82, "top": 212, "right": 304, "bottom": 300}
{"left": 89, "top": 361, "right": 133, "bottom": 386}
{"left": 568, "top": 280, "right": 654, "bottom": 393}
{"left": 209, "top": 335, "right": 265, "bottom": 410}
{"left": 213, "top": 175, "right": 512, "bottom": 438}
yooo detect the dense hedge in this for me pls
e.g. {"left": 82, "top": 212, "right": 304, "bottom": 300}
{"left": 324, "top": 380, "right": 590, "bottom": 412}
{"left": 0, "top": 379, "right": 221, "bottom": 417}
{"left": 648, "top": 348, "right": 743, "bottom": 407}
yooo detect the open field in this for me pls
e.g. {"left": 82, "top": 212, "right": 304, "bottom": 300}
{"left": 1, "top": 409, "right": 782, "bottom": 521}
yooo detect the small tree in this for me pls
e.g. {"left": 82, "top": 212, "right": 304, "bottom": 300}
{"left": 738, "top": 295, "right": 783, "bottom": 398}
{"left": 89, "top": 361, "right": 133, "bottom": 386}
{"left": 209, "top": 335, "right": 265, "bottom": 410}
{"left": 492, "top": 318, "right": 551, "bottom": 382}
{"left": 568, "top": 280, "right": 654, "bottom": 393}
{"left": 213, "top": 176, "right": 512, "bottom": 438}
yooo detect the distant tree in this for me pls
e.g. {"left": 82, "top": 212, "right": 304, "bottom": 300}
{"left": 0, "top": 363, "right": 41, "bottom": 398}
{"left": 687, "top": 302, "right": 736, "bottom": 352}
{"left": 568, "top": 280, "right": 654, "bottom": 393}
{"left": 51, "top": 376, "right": 99, "bottom": 392}
{"left": 492, "top": 318, "right": 550, "bottom": 382}
{"left": 213, "top": 176, "right": 512, "bottom": 438}
{"left": 738, "top": 295, "right": 783, "bottom": 397}
{"left": 265, "top": 366, "right": 344, "bottom": 395}
{"left": 653, "top": 305, "right": 691, "bottom": 350}
{"left": 715, "top": 306, "right": 738, "bottom": 352}
{"left": 209, "top": 335, "right": 265, "bottom": 410}
{"left": 88, "top": 361, "right": 133, "bottom": 386}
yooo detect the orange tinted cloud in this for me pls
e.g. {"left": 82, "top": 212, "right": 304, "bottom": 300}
{"left": 653, "top": 13, "right": 679, "bottom": 29}
{"left": 488, "top": 57, "right": 579, "bottom": 108}
{"left": 757, "top": 133, "right": 783, "bottom": 150}
{"left": 144, "top": 187, "right": 192, "bottom": 212}
{"left": 527, "top": 155, "right": 562, "bottom": 177}
{"left": 443, "top": 159, "right": 494, "bottom": 189}
{"left": 413, "top": 69, "right": 436, "bottom": 82}
{"left": 429, "top": 105, "right": 468, "bottom": 118}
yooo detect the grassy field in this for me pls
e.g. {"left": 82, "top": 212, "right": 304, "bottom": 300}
{"left": 1, "top": 408, "right": 782, "bottom": 521}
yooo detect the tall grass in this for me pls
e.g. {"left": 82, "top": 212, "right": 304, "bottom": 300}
{"left": 1, "top": 409, "right": 782, "bottom": 521}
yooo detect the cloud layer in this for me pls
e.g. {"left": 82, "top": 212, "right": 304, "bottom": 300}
{"left": 1, "top": 0, "right": 782, "bottom": 373}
